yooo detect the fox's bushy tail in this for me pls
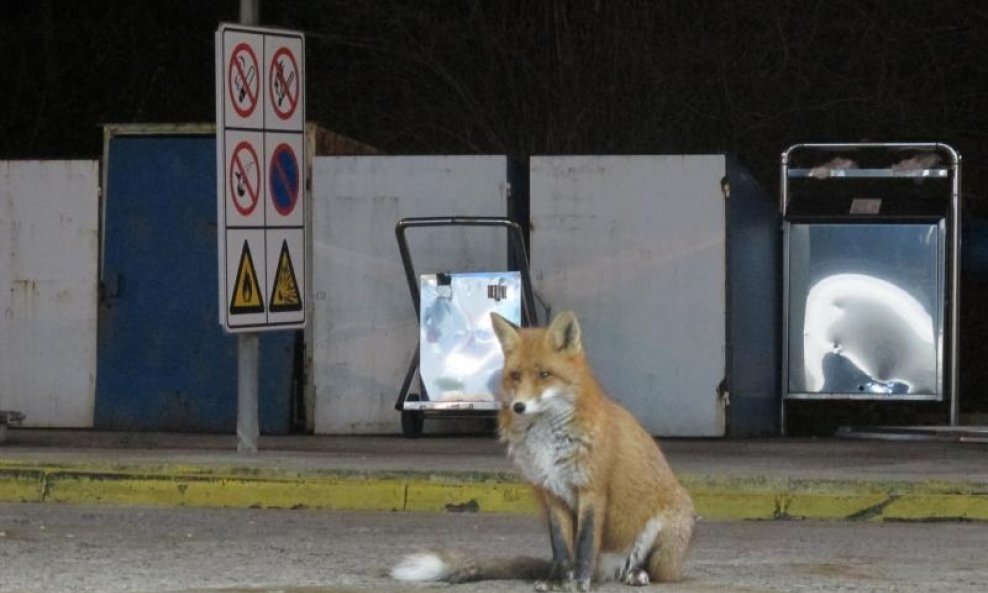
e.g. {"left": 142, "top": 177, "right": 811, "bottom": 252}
{"left": 390, "top": 550, "right": 551, "bottom": 583}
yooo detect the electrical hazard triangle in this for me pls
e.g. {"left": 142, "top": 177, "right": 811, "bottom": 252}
{"left": 269, "top": 239, "right": 302, "bottom": 312}
{"left": 230, "top": 240, "right": 265, "bottom": 314}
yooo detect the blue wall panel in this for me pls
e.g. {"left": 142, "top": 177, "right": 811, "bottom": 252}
{"left": 726, "top": 159, "right": 781, "bottom": 436}
{"left": 95, "top": 135, "right": 294, "bottom": 434}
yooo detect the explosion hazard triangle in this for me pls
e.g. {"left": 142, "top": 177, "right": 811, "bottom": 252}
{"left": 269, "top": 239, "right": 302, "bottom": 312}
{"left": 230, "top": 240, "right": 265, "bottom": 314}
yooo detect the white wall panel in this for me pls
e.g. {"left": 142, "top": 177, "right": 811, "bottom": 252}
{"left": 530, "top": 155, "right": 726, "bottom": 436}
{"left": 310, "top": 156, "right": 510, "bottom": 434}
{"left": 0, "top": 161, "right": 99, "bottom": 427}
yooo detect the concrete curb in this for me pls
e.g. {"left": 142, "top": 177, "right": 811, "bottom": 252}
{"left": 1, "top": 461, "right": 985, "bottom": 521}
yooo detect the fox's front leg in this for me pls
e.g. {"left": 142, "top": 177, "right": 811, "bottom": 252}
{"left": 573, "top": 490, "right": 605, "bottom": 592}
{"left": 536, "top": 493, "right": 576, "bottom": 592}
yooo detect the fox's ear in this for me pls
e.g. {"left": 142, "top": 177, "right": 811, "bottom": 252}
{"left": 490, "top": 312, "right": 521, "bottom": 354}
{"left": 546, "top": 310, "right": 582, "bottom": 355}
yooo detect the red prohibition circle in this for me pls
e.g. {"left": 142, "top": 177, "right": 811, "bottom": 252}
{"left": 228, "top": 43, "right": 259, "bottom": 118}
{"left": 229, "top": 141, "right": 261, "bottom": 216}
{"left": 268, "top": 46, "right": 300, "bottom": 120}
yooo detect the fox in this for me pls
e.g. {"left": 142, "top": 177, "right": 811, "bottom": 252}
{"left": 391, "top": 310, "right": 694, "bottom": 591}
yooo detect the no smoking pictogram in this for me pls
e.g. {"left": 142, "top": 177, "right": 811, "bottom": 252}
{"left": 269, "top": 143, "right": 299, "bottom": 216}
{"left": 269, "top": 47, "right": 300, "bottom": 120}
{"left": 229, "top": 141, "right": 261, "bottom": 216}
{"left": 229, "top": 43, "right": 259, "bottom": 118}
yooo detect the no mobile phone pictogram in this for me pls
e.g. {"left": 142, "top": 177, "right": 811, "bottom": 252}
{"left": 229, "top": 42, "right": 259, "bottom": 118}
{"left": 229, "top": 141, "right": 261, "bottom": 216}
{"left": 269, "top": 46, "right": 300, "bottom": 120}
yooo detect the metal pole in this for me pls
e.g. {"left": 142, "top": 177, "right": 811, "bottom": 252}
{"left": 240, "top": 0, "right": 259, "bottom": 26}
{"left": 236, "top": 0, "right": 261, "bottom": 454}
{"left": 237, "top": 333, "right": 260, "bottom": 453}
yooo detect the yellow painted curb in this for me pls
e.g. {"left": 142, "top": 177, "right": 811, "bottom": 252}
{"left": 884, "top": 494, "right": 988, "bottom": 521}
{"left": 0, "top": 468, "right": 44, "bottom": 503}
{"left": 45, "top": 471, "right": 407, "bottom": 511}
{"left": 784, "top": 492, "right": 891, "bottom": 520}
{"left": 405, "top": 479, "right": 538, "bottom": 514}
{"left": 0, "top": 461, "right": 985, "bottom": 522}
{"left": 690, "top": 491, "right": 780, "bottom": 521}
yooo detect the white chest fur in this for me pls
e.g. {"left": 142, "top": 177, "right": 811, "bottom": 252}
{"left": 506, "top": 412, "right": 589, "bottom": 507}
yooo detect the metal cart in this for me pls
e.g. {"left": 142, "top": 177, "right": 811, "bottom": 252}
{"left": 394, "top": 217, "right": 539, "bottom": 437}
{"left": 780, "top": 142, "right": 961, "bottom": 433}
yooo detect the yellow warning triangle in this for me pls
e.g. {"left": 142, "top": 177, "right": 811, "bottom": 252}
{"left": 269, "top": 239, "right": 302, "bottom": 312}
{"left": 230, "top": 240, "right": 265, "bottom": 314}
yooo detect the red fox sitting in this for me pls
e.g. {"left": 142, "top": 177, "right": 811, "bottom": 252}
{"left": 391, "top": 311, "right": 694, "bottom": 591}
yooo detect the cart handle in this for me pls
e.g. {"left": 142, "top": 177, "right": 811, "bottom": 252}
{"left": 395, "top": 216, "right": 538, "bottom": 326}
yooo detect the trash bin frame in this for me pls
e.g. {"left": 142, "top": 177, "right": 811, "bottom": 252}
{"left": 393, "top": 216, "right": 538, "bottom": 436}
{"left": 780, "top": 142, "right": 962, "bottom": 432}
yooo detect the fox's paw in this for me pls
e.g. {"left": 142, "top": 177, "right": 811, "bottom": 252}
{"left": 620, "top": 568, "right": 650, "bottom": 586}
{"left": 576, "top": 577, "right": 592, "bottom": 592}
{"left": 548, "top": 560, "right": 574, "bottom": 582}
{"left": 536, "top": 563, "right": 576, "bottom": 592}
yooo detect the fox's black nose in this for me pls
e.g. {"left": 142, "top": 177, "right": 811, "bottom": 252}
{"left": 512, "top": 402, "right": 526, "bottom": 414}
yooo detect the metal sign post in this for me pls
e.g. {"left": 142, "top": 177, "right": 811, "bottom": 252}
{"left": 217, "top": 2, "right": 306, "bottom": 452}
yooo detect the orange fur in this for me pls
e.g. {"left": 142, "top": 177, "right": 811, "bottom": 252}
{"left": 492, "top": 311, "right": 694, "bottom": 590}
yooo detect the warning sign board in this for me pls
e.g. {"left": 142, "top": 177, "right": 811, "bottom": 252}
{"left": 222, "top": 230, "right": 267, "bottom": 327}
{"left": 264, "top": 133, "right": 303, "bottom": 226}
{"left": 269, "top": 239, "right": 302, "bottom": 312}
{"left": 229, "top": 139, "right": 261, "bottom": 218}
{"left": 217, "top": 23, "right": 305, "bottom": 332}
{"left": 269, "top": 47, "right": 300, "bottom": 120}
{"left": 265, "top": 229, "right": 304, "bottom": 324}
{"left": 265, "top": 38, "right": 304, "bottom": 131}
{"left": 230, "top": 239, "right": 265, "bottom": 314}
{"left": 229, "top": 43, "right": 260, "bottom": 119}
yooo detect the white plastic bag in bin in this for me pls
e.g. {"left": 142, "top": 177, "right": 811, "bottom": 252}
{"left": 419, "top": 272, "right": 522, "bottom": 403}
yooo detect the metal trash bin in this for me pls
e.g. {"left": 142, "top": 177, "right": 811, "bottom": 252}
{"left": 780, "top": 143, "right": 961, "bottom": 432}
{"left": 394, "top": 217, "right": 538, "bottom": 437}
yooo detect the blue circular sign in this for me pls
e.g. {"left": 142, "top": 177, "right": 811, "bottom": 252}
{"left": 269, "top": 143, "right": 299, "bottom": 216}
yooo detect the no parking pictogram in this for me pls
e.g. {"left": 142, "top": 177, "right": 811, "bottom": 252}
{"left": 229, "top": 141, "right": 261, "bottom": 216}
{"left": 269, "top": 143, "right": 299, "bottom": 216}
{"left": 228, "top": 43, "right": 259, "bottom": 118}
{"left": 269, "top": 47, "right": 300, "bottom": 120}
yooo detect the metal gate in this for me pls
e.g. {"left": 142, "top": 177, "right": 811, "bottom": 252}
{"left": 95, "top": 126, "right": 295, "bottom": 433}
{"left": 1, "top": 160, "right": 99, "bottom": 427}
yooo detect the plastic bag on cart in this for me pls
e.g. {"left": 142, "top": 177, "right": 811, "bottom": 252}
{"left": 419, "top": 272, "right": 521, "bottom": 406}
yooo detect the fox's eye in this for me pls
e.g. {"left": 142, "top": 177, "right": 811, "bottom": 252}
{"left": 509, "top": 371, "right": 521, "bottom": 382}
{"left": 538, "top": 370, "right": 552, "bottom": 380}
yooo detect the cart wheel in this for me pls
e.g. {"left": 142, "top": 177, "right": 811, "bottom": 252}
{"left": 401, "top": 394, "right": 425, "bottom": 438}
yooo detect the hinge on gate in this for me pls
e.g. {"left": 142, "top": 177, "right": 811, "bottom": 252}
{"left": 717, "top": 377, "right": 730, "bottom": 406}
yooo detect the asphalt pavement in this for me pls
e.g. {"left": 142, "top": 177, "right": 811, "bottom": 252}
{"left": 2, "top": 503, "right": 986, "bottom": 593}
{"left": 1, "top": 428, "right": 986, "bottom": 521}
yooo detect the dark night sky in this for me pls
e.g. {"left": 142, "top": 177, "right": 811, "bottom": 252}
{"left": 3, "top": 0, "right": 988, "bottom": 418}
{"left": 4, "top": 0, "right": 988, "bottom": 196}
